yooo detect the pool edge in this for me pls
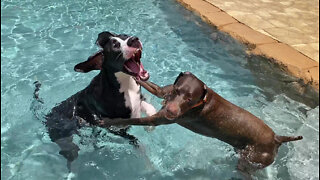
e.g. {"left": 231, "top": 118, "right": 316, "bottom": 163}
{"left": 176, "top": 0, "right": 319, "bottom": 91}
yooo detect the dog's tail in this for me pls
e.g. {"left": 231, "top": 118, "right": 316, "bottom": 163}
{"left": 275, "top": 135, "right": 303, "bottom": 143}
{"left": 30, "top": 81, "right": 45, "bottom": 121}
{"left": 33, "top": 81, "right": 44, "bottom": 104}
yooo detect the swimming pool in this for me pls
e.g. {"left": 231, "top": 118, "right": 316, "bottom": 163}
{"left": 1, "top": 0, "right": 319, "bottom": 179}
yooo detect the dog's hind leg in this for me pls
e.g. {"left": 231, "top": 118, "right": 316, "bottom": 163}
{"left": 236, "top": 148, "right": 256, "bottom": 180}
{"left": 236, "top": 157, "right": 253, "bottom": 180}
{"left": 46, "top": 115, "right": 81, "bottom": 172}
{"left": 108, "top": 126, "right": 156, "bottom": 172}
{"left": 236, "top": 145, "right": 275, "bottom": 179}
{"left": 55, "top": 136, "right": 80, "bottom": 172}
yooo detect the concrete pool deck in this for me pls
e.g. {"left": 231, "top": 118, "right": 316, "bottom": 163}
{"left": 176, "top": 0, "right": 319, "bottom": 91}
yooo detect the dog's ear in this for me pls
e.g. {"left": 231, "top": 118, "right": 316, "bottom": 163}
{"left": 96, "top": 31, "right": 116, "bottom": 47}
{"left": 174, "top": 72, "right": 184, "bottom": 84}
{"left": 74, "top": 51, "right": 103, "bottom": 73}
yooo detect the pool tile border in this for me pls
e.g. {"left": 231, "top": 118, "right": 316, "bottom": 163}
{"left": 176, "top": 0, "right": 319, "bottom": 90}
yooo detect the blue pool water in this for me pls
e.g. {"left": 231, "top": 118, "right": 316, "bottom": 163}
{"left": 1, "top": 0, "right": 319, "bottom": 179}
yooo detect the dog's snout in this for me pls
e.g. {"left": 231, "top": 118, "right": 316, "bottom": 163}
{"left": 127, "top": 36, "right": 140, "bottom": 48}
{"left": 165, "top": 103, "right": 180, "bottom": 117}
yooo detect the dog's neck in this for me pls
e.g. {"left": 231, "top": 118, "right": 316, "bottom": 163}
{"left": 99, "top": 67, "right": 138, "bottom": 91}
{"left": 200, "top": 89, "right": 216, "bottom": 114}
{"left": 99, "top": 67, "right": 121, "bottom": 88}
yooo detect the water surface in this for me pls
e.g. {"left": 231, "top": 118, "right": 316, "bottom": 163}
{"left": 1, "top": 0, "right": 319, "bottom": 179}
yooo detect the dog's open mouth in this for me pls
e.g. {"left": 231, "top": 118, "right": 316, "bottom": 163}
{"left": 123, "top": 48, "right": 149, "bottom": 81}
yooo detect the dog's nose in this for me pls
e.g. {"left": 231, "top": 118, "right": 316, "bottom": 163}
{"left": 165, "top": 103, "right": 179, "bottom": 117}
{"left": 127, "top": 36, "right": 140, "bottom": 48}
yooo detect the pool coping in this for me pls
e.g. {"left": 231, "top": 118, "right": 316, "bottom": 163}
{"left": 176, "top": 0, "right": 319, "bottom": 91}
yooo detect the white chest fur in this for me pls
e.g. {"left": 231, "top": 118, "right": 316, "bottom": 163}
{"left": 115, "top": 72, "right": 142, "bottom": 118}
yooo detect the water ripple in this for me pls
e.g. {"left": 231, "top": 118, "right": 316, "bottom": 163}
{"left": 1, "top": 0, "right": 318, "bottom": 179}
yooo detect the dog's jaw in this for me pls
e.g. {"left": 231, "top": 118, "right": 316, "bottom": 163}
{"left": 111, "top": 36, "right": 149, "bottom": 81}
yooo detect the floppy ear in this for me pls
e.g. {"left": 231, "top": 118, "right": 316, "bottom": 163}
{"left": 96, "top": 31, "right": 116, "bottom": 47}
{"left": 74, "top": 50, "right": 103, "bottom": 73}
{"left": 174, "top": 72, "right": 184, "bottom": 84}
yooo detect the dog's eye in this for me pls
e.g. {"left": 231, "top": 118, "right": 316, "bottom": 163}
{"left": 187, "top": 98, "right": 192, "bottom": 102}
{"left": 112, "top": 39, "right": 120, "bottom": 48}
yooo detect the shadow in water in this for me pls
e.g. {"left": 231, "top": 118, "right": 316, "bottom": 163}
{"left": 155, "top": 0, "right": 318, "bottom": 108}
{"left": 245, "top": 54, "right": 319, "bottom": 108}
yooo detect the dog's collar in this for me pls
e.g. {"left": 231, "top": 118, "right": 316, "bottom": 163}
{"left": 191, "top": 94, "right": 207, "bottom": 109}
{"left": 191, "top": 86, "right": 208, "bottom": 109}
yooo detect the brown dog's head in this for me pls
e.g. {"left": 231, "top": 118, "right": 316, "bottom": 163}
{"left": 74, "top": 31, "right": 149, "bottom": 81}
{"left": 162, "top": 72, "right": 207, "bottom": 120}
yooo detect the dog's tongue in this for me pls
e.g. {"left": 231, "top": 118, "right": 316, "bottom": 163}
{"left": 124, "top": 50, "right": 149, "bottom": 81}
{"left": 138, "top": 64, "right": 149, "bottom": 81}
{"left": 125, "top": 60, "right": 140, "bottom": 73}
{"left": 125, "top": 61, "right": 149, "bottom": 81}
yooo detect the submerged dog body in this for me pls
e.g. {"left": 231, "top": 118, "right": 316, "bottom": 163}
{"left": 45, "top": 32, "right": 156, "bottom": 169}
{"left": 99, "top": 72, "right": 302, "bottom": 173}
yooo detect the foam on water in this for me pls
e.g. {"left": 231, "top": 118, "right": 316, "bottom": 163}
{"left": 1, "top": 0, "right": 319, "bottom": 179}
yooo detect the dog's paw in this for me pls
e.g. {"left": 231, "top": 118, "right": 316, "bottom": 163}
{"left": 98, "top": 118, "right": 124, "bottom": 128}
{"left": 98, "top": 119, "right": 111, "bottom": 127}
{"left": 144, "top": 126, "right": 155, "bottom": 132}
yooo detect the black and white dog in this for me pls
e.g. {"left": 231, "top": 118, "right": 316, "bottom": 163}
{"left": 43, "top": 31, "right": 156, "bottom": 170}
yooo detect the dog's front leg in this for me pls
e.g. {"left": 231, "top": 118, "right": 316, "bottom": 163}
{"left": 136, "top": 80, "right": 173, "bottom": 99}
{"left": 141, "top": 101, "right": 157, "bottom": 132}
{"left": 141, "top": 101, "right": 156, "bottom": 116}
{"left": 99, "top": 110, "right": 174, "bottom": 127}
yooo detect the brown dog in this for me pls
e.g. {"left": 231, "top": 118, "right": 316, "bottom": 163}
{"left": 99, "top": 72, "right": 302, "bottom": 174}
